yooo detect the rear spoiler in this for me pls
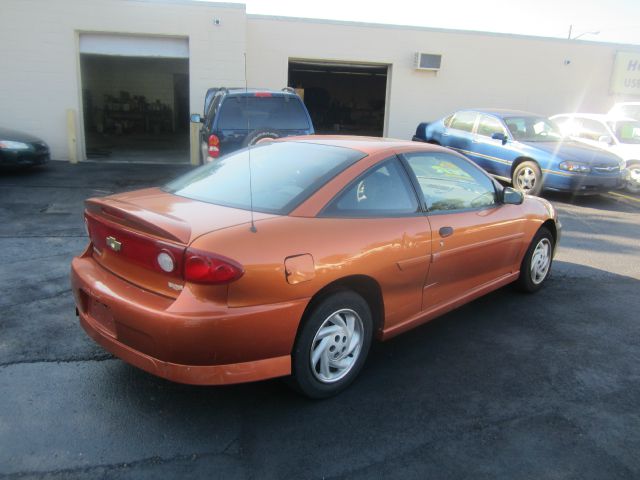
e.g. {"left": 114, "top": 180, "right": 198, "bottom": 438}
{"left": 85, "top": 198, "right": 191, "bottom": 245}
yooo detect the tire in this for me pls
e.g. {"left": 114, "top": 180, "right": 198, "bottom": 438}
{"left": 290, "top": 291, "right": 373, "bottom": 399}
{"left": 512, "top": 161, "right": 543, "bottom": 196}
{"left": 242, "top": 128, "right": 281, "bottom": 148}
{"left": 625, "top": 162, "right": 640, "bottom": 194}
{"left": 517, "top": 227, "right": 554, "bottom": 293}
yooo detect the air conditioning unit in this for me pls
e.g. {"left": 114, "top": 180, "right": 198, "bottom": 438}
{"left": 414, "top": 52, "right": 442, "bottom": 71}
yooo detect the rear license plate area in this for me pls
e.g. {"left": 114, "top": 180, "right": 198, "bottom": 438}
{"left": 88, "top": 298, "right": 116, "bottom": 337}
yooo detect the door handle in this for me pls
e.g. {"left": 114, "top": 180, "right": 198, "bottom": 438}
{"left": 439, "top": 226, "right": 454, "bottom": 238}
{"left": 442, "top": 132, "right": 450, "bottom": 136}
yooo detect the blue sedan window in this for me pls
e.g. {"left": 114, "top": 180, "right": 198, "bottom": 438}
{"left": 504, "top": 117, "right": 562, "bottom": 142}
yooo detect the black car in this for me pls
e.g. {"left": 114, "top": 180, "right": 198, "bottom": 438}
{"left": 190, "top": 87, "right": 314, "bottom": 163}
{"left": 0, "top": 127, "right": 50, "bottom": 168}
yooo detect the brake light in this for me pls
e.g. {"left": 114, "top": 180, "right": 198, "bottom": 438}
{"left": 254, "top": 92, "right": 272, "bottom": 97}
{"left": 184, "top": 248, "right": 244, "bottom": 284}
{"left": 207, "top": 134, "right": 220, "bottom": 160}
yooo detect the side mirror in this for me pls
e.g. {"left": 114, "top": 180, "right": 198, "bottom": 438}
{"left": 502, "top": 187, "right": 524, "bottom": 205}
{"left": 598, "top": 135, "right": 613, "bottom": 145}
{"left": 190, "top": 113, "right": 203, "bottom": 123}
{"left": 491, "top": 132, "right": 508, "bottom": 145}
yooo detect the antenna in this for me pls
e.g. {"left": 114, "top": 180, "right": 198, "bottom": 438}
{"left": 244, "top": 52, "right": 257, "bottom": 233}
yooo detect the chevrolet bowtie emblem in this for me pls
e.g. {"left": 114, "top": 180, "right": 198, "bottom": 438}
{"left": 106, "top": 236, "right": 122, "bottom": 252}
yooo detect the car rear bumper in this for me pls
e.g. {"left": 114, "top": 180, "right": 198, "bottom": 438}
{"left": 543, "top": 171, "right": 623, "bottom": 194}
{"left": 70, "top": 253, "right": 308, "bottom": 385}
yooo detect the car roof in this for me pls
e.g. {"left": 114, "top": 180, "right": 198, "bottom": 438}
{"left": 552, "top": 113, "right": 637, "bottom": 122}
{"left": 456, "top": 108, "right": 543, "bottom": 118}
{"left": 223, "top": 88, "right": 298, "bottom": 97}
{"left": 273, "top": 135, "right": 437, "bottom": 155}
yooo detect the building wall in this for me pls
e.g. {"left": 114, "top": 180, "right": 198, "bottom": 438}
{"left": 247, "top": 16, "right": 640, "bottom": 139}
{"left": 0, "top": 0, "right": 247, "bottom": 160}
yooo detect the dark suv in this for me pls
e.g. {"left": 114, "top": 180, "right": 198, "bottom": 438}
{"left": 190, "top": 87, "right": 314, "bottom": 163}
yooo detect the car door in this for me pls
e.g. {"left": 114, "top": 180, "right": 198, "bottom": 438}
{"left": 471, "top": 114, "right": 514, "bottom": 178}
{"left": 440, "top": 111, "right": 478, "bottom": 154}
{"left": 402, "top": 151, "right": 526, "bottom": 312}
{"left": 320, "top": 157, "right": 431, "bottom": 329}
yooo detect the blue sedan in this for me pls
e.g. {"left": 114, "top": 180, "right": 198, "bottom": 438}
{"left": 413, "top": 109, "right": 623, "bottom": 196}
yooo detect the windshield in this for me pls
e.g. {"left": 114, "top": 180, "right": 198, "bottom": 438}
{"left": 616, "top": 105, "right": 640, "bottom": 121}
{"left": 609, "top": 120, "right": 640, "bottom": 145}
{"left": 504, "top": 116, "right": 563, "bottom": 142}
{"left": 218, "top": 96, "right": 311, "bottom": 130}
{"left": 164, "top": 142, "right": 365, "bottom": 215}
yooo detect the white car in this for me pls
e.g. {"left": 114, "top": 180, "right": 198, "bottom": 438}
{"left": 551, "top": 113, "right": 640, "bottom": 193}
{"left": 608, "top": 102, "right": 640, "bottom": 121}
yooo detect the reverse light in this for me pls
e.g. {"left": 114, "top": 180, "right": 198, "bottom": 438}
{"left": 184, "top": 248, "right": 244, "bottom": 284}
{"left": 207, "top": 134, "right": 220, "bottom": 161}
{"left": 157, "top": 251, "right": 176, "bottom": 273}
{"left": 559, "top": 161, "right": 591, "bottom": 173}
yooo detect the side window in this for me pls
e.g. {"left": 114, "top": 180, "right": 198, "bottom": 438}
{"left": 576, "top": 118, "right": 609, "bottom": 141}
{"left": 449, "top": 111, "right": 478, "bottom": 133}
{"left": 443, "top": 114, "right": 454, "bottom": 127}
{"left": 477, "top": 115, "right": 507, "bottom": 138}
{"left": 205, "top": 95, "right": 223, "bottom": 128}
{"left": 404, "top": 152, "right": 497, "bottom": 213}
{"left": 322, "top": 158, "right": 419, "bottom": 217}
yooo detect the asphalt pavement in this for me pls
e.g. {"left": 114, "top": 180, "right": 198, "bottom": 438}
{"left": 1, "top": 161, "right": 639, "bottom": 479}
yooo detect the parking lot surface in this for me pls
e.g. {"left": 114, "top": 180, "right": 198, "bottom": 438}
{"left": 1, "top": 162, "right": 639, "bottom": 479}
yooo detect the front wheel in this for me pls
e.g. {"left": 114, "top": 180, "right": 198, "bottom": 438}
{"left": 290, "top": 291, "right": 373, "bottom": 399}
{"left": 625, "top": 162, "right": 640, "bottom": 194}
{"left": 512, "top": 161, "right": 543, "bottom": 196}
{"left": 517, "top": 227, "right": 554, "bottom": 293}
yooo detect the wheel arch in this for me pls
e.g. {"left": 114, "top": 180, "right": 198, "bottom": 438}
{"left": 541, "top": 219, "right": 558, "bottom": 245}
{"left": 510, "top": 156, "right": 539, "bottom": 178}
{"left": 298, "top": 275, "right": 384, "bottom": 341}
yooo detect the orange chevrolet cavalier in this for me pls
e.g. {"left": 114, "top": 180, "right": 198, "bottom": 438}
{"left": 71, "top": 137, "right": 560, "bottom": 398}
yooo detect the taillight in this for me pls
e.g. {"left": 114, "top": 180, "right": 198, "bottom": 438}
{"left": 207, "top": 134, "right": 220, "bottom": 160}
{"left": 254, "top": 92, "right": 272, "bottom": 97}
{"left": 184, "top": 248, "right": 244, "bottom": 284}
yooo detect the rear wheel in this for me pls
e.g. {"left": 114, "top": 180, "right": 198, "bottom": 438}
{"left": 517, "top": 227, "right": 554, "bottom": 293}
{"left": 290, "top": 291, "right": 373, "bottom": 399}
{"left": 512, "top": 161, "right": 542, "bottom": 196}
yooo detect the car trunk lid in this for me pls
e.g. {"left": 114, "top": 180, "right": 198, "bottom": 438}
{"left": 84, "top": 187, "right": 274, "bottom": 298}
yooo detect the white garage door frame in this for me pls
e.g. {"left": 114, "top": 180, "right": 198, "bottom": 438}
{"left": 288, "top": 57, "right": 392, "bottom": 137}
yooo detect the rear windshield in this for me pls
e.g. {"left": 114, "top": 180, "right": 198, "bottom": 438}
{"left": 164, "top": 142, "right": 365, "bottom": 215}
{"left": 218, "top": 96, "right": 311, "bottom": 130}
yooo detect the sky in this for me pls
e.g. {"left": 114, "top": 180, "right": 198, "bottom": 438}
{"left": 215, "top": 0, "right": 640, "bottom": 45}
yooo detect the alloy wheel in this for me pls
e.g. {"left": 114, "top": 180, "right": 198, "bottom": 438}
{"left": 309, "top": 308, "right": 364, "bottom": 383}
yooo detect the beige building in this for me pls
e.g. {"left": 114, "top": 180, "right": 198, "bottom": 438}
{"left": 1, "top": 0, "right": 639, "bottom": 163}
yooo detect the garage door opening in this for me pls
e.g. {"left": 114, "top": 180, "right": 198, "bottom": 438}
{"left": 79, "top": 34, "right": 190, "bottom": 163}
{"left": 288, "top": 60, "right": 388, "bottom": 137}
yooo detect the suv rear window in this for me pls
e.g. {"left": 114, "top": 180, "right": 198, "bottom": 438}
{"left": 164, "top": 142, "right": 365, "bottom": 215}
{"left": 218, "top": 96, "right": 311, "bottom": 130}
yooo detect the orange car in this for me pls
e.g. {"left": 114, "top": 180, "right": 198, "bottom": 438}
{"left": 71, "top": 137, "right": 560, "bottom": 398}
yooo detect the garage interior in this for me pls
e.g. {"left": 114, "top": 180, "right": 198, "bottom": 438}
{"left": 79, "top": 35, "right": 190, "bottom": 163}
{"left": 288, "top": 60, "right": 388, "bottom": 137}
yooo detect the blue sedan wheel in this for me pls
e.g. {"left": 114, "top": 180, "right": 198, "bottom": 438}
{"left": 513, "top": 161, "right": 542, "bottom": 196}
